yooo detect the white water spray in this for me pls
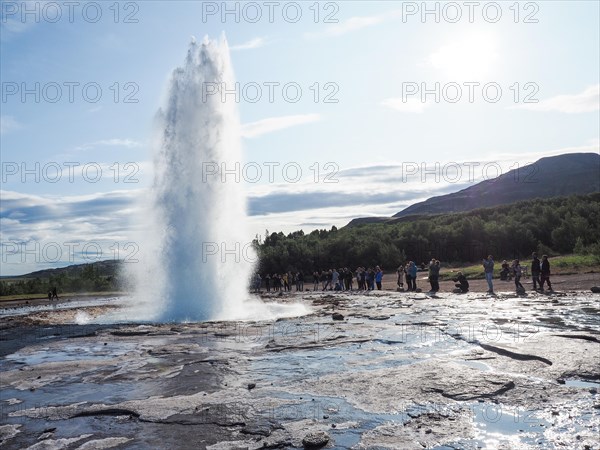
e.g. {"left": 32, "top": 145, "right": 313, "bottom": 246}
{"left": 125, "top": 36, "right": 308, "bottom": 322}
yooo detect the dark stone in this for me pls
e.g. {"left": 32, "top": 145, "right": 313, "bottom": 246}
{"left": 302, "top": 431, "right": 330, "bottom": 448}
{"left": 248, "top": 383, "right": 256, "bottom": 390}
{"left": 591, "top": 286, "right": 600, "bottom": 293}
{"left": 332, "top": 313, "right": 344, "bottom": 321}
{"left": 241, "top": 419, "right": 283, "bottom": 437}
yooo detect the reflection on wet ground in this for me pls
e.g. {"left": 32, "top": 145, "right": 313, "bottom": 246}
{"left": 1, "top": 289, "right": 599, "bottom": 449}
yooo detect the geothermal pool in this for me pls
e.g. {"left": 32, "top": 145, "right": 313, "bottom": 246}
{"left": 1, "top": 290, "right": 599, "bottom": 449}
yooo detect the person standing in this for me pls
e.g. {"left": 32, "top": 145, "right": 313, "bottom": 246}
{"left": 375, "top": 266, "right": 383, "bottom": 290}
{"left": 500, "top": 260, "right": 510, "bottom": 281}
{"left": 428, "top": 259, "right": 435, "bottom": 293}
{"left": 323, "top": 270, "right": 332, "bottom": 291}
{"left": 531, "top": 253, "right": 541, "bottom": 291}
{"left": 366, "top": 268, "right": 375, "bottom": 290}
{"left": 282, "top": 273, "right": 289, "bottom": 292}
{"left": 344, "top": 268, "right": 352, "bottom": 291}
{"left": 332, "top": 268, "right": 340, "bottom": 290}
{"left": 346, "top": 269, "right": 354, "bottom": 291}
{"left": 482, "top": 255, "right": 494, "bottom": 294}
{"left": 396, "top": 263, "right": 405, "bottom": 289}
{"left": 407, "top": 261, "right": 417, "bottom": 291}
{"left": 429, "top": 259, "right": 440, "bottom": 293}
{"left": 296, "top": 272, "right": 301, "bottom": 291}
{"left": 512, "top": 259, "right": 525, "bottom": 293}
{"left": 540, "top": 255, "right": 552, "bottom": 291}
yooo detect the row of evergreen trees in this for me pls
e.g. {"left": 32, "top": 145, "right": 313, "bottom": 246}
{"left": 255, "top": 194, "right": 600, "bottom": 274}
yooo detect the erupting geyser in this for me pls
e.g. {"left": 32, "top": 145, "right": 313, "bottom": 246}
{"left": 129, "top": 36, "right": 255, "bottom": 321}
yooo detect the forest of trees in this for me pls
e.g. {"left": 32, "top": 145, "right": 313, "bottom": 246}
{"left": 0, "top": 262, "right": 122, "bottom": 297}
{"left": 255, "top": 194, "right": 600, "bottom": 274}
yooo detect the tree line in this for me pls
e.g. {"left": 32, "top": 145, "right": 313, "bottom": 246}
{"left": 254, "top": 194, "right": 600, "bottom": 274}
{"left": 0, "top": 263, "right": 122, "bottom": 297}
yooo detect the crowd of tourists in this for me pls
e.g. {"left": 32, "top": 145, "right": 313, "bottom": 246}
{"left": 252, "top": 266, "right": 386, "bottom": 293}
{"left": 251, "top": 253, "right": 553, "bottom": 295}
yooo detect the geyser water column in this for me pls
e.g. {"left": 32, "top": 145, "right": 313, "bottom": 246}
{"left": 135, "top": 36, "right": 253, "bottom": 322}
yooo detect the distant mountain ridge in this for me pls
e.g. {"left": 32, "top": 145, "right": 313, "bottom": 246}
{"left": 347, "top": 153, "right": 600, "bottom": 227}
{"left": 1, "top": 260, "right": 121, "bottom": 280}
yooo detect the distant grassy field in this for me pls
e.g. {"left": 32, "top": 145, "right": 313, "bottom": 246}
{"left": 440, "top": 254, "right": 600, "bottom": 281}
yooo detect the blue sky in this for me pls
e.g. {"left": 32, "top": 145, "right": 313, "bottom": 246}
{"left": 1, "top": 1, "right": 599, "bottom": 275}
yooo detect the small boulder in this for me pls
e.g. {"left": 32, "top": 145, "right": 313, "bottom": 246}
{"left": 591, "top": 286, "right": 600, "bottom": 293}
{"left": 332, "top": 313, "right": 344, "bottom": 321}
{"left": 247, "top": 383, "right": 256, "bottom": 390}
{"left": 302, "top": 431, "right": 330, "bottom": 448}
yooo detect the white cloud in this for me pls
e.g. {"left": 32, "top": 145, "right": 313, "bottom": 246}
{"left": 512, "top": 84, "right": 599, "bottom": 114}
{"left": 304, "top": 10, "right": 399, "bottom": 39}
{"left": 241, "top": 114, "right": 321, "bottom": 138}
{"left": 381, "top": 97, "right": 430, "bottom": 114}
{"left": 75, "top": 139, "right": 143, "bottom": 151}
{"left": 0, "top": 188, "right": 144, "bottom": 276}
{"left": 0, "top": 1, "right": 38, "bottom": 38}
{"left": 0, "top": 115, "right": 22, "bottom": 134}
{"left": 230, "top": 37, "right": 267, "bottom": 51}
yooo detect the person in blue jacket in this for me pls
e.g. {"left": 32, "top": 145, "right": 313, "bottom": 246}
{"left": 482, "top": 255, "right": 494, "bottom": 294}
{"left": 375, "top": 266, "right": 383, "bottom": 290}
{"left": 407, "top": 261, "right": 418, "bottom": 291}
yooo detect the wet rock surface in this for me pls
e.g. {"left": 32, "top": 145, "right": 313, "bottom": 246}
{"left": 1, "top": 289, "right": 599, "bottom": 449}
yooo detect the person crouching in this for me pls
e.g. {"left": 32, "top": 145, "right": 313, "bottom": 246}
{"left": 452, "top": 272, "right": 469, "bottom": 293}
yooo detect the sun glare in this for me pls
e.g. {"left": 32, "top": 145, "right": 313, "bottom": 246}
{"left": 429, "top": 32, "right": 500, "bottom": 80}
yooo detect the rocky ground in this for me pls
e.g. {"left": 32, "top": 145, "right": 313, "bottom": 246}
{"left": 1, "top": 282, "right": 599, "bottom": 449}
